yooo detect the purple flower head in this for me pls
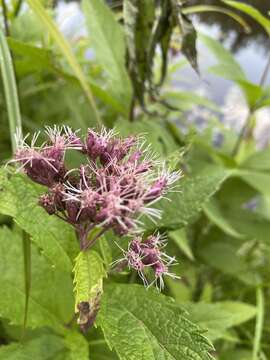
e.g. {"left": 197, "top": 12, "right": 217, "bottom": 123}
{"left": 12, "top": 126, "right": 181, "bottom": 258}
{"left": 116, "top": 233, "right": 180, "bottom": 291}
{"left": 12, "top": 127, "right": 82, "bottom": 187}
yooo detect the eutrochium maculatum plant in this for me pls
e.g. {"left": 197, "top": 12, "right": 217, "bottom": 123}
{"left": 11, "top": 126, "right": 181, "bottom": 331}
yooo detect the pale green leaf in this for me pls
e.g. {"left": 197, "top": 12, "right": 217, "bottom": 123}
{"left": 97, "top": 284, "right": 214, "bottom": 360}
{"left": 25, "top": 0, "right": 101, "bottom": 124}
{"left": 234, "top": 169, "right": 270, "bottom": 197}
{"left": 203, "top": 198, "right": 243, "bottom": 238}
{"left": 0, "top": 30, "right": 22, "bottom": 152}
{"left": 0, "top": 169, "right": 78, "bottom": 273}
{"left": 0, "top": 226, "right": 73, "bottom": 332}
{"left": 240, "top": 149, "right": 270, "bottom": 171}
{"left": 73, "top": 250, "right": 106, "bottom": 312}
{"left": 169, "top": 228, "right": 195, "bottom": 261}
{"left": 224, "top": 1, "right": 270, "bottom": 36}
{"left": 182, "top": 301, "right": 257, "bottom": 341}
{"left": 82, "top": 0, "right": 132, "bottom": 116}
{"left": 199, "top": 33, "right": 245, "bottom": 80}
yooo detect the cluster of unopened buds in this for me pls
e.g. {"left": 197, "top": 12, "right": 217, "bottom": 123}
{"left": 12, "top": 125, "right": 181, "bottom": 289}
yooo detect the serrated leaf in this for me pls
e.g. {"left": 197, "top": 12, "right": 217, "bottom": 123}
{"left": 82, "top": 0, "right": 132, "bottom": 116}
{"left": 149, "top": 166, "right": 230, "bottom": 229}
{"left": 182, "top": 301, "right": 257, "bottom": 341}
{"left": 0, "top": 226, "right": 73, "bottom": 332}
{"left": 0, "top": 169, "right": 78, "bottom": 273}
{"left": 73, "top": 250, "right": 106, "bottom": 312}
{"left": 97, "top": 284, "right": 214, "bottom": 360}
{"left": 0, "top": 334, "right": 68, "bottom": 360}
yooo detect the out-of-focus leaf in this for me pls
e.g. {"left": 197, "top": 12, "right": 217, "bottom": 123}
{"left": 0, "top": 30, "right": 22, "bottom": 152}
{"left": 199, "top": 33, "right": 246, "bottom": 80}
{"left": 115, "top": 117, "right": 179, "bottom": 156}
{"left": 123, "top": 0, "right": 155, "bottom": 106}
{"left": 0, "top": 334, "right": 68, "bottom": 359}
{"left": 171, "top": 0, "right": 198, "bottom": 72}
{"left": 182, "top": 301, "right": 257, "bottom": 341}
{"left": 169, "top": 228, "right": 195, "bottom": 261}
{"left": 149, "top": 166, "right": 230, "bottom": 229}
{"left": 199, "top": 241, "right": 261, "bottom": 286}
{"left": 0, "top": 169, "right": 78, "bottom": 273}
{"left": 241, "top": 149, "right": 270, "bottom": 171}
{"left": 82, "top": 0, "right": 132, "bottom": 116}
{"left": 234, "top": 169, "right": 270, "bottom": 197}
{"left": 220, "top": 349, "right": 253, "bottom": 360}
{"left": 0, "top": 226, "right": 73, "bottom": 332}
{"left": 203, "top": 198, "right": 243, "bottom": 238}
{"left": 224, "top": 1, "right": 270, "bottom": 36}
{"left": 26, "top": 0, "right": 101, "bottom": 124}
{"left": 163, "top": 91, "right": 220, "bottom": 112}
{"left": 183, "top": 5, "right": 251, "bottom": 33}
{"left": 64, "top": 331, "right": 89, "bottom": 360}
{"left": 97, "top": 284, "right": 214, "bottom": 360}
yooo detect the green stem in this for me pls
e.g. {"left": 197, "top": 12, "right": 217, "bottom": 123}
{"left": 1, "top": 0, "right": 10, "bottom": 36}
{"left": 231, "top": 111, "right": 253, "bottom": 157}
{"left": 13, "top": 0, "right": 23, "bottom": 17}
{"left": 21, "top": 232, "right": 31, "bottom": 339}
{"left": 253, "top": 286, "right": 264, "bottom": 360}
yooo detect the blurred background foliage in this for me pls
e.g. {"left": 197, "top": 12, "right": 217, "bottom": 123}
{"left": 1, "top": 0, "right": 270, "bottom": 359}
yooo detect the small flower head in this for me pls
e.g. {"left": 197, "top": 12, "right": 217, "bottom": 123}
{"left": 117, "top": 233, "right": 180, "bottom": 291}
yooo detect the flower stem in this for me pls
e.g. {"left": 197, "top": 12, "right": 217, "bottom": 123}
{"left": 82, "top": 228, "right": 107, "bottom": 251}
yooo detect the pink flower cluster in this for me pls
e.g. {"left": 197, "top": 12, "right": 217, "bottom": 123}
{"left": 13, "top": 126, "right": 180, "bottom": 288}
{"left": 116, "top": 233, "right": 180, "bottom": 290}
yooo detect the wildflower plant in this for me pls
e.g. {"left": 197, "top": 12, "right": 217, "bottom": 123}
{"left": 12, "top": 126, "right": 180, "bottom": 303}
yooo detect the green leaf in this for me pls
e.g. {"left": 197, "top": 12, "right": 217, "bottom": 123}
{"left": 182, "top": 301, "right": 257, "bottom": 341}
{"left": 171, "top": 1, "right": 198, "bottom": 72}
{"left": 0, "top": 334, "right": 68, "bottom": 360}
{"left": 0, "top": 29, "right": 22, "bottom": 152}
{"left": 0, "top": 226, "right": 73, "bottom": 332}
{"left": 234, "top": 169, "right": 270, "bottom": 197}
{"left": 97, "top": 284, "right": 214, "bottom": 360}
{"left": 182, "top": 5, "right": 251, "bottom": 33}
{"left": 115, "top": 117, "right": 179, "bottom": 156}
{"left": 199, "top": 241, "right": 261, "bottom": 286}
{"left": 241, "top": 149, "right": 270, "bottom": 171}
{"left": 64, "top": 331, "right": 89, "bottom": 360}
{"left": 203, "top": 198, "right": 243, "bottom": 238}
{"left": 150, "top": 166, "right": 230, "bottom": 229}
{"left": 123, "top": 0, "right": 155, "bottom": 106}
{"left": 169, "top": 228, "right": 195, "bottom": 261}
{"left": 82, "top": 0, "right": 132, "bottom": 116}
{"left": 199, "top": 32, "right": 246, "bottom": 80}
{"left": 25, "top": 0, "right": 101, "bottom": 125}
{"left": 73, "top": 250, "right": 106, "bottom": 312}
{"left": 223, "top": 1, "right": 270, "bottom": 36}
{"left": 0, "top": 169, "right": 78, "bottom": 273}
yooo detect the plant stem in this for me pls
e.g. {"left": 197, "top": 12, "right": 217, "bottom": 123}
{"left": 21, "top": 232, "right": 31, "bottom": 340}
{"left": 259, "top": 51, "right": 270, "bottom": 87}
{"left": 231, "top": 112, "right": 253, "bottom": 157}
{"left": 1, "top": 0, "right": 10, "bottom": 36}
{"left": 253, "top": 286, "right": 264, "bottom": 360}
{"left": 83, "top": 228, "right": 107, "bottom": 251}
{"left": 13, "top": 0, "right": 23, "bottom": 17}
